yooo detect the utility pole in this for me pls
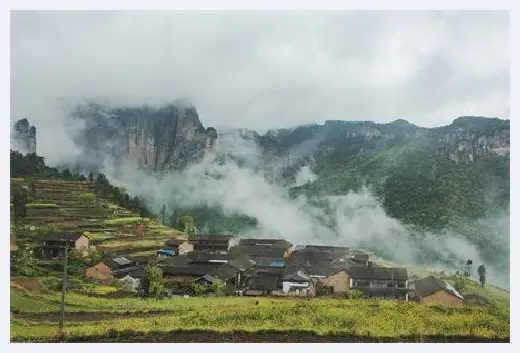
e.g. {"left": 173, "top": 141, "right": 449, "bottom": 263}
{"left": 59, "top": 242, "right": 69, "bottom": 332}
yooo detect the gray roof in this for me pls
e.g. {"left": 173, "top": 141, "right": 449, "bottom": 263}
{"left": 212, "top": 264, "right": 238, "bottom": 281}
{"left": 414, "top": 276, "right": 464, "bottom": 299}
{"left": 283, "top": 270, "right": 310, "bottom": 282}
{"left": 104, "top": 256, "right": 137, "bottom": 270}
{"left": 347, "top": 267, "right": 408, "bottom": 280}
{"left": 161, "top": 264, "right": 218, "bottom": 277}
{"left": 238, "top": 238, "right": 292, "bottom": 249}
{"left": 228, "top": 245, "right": 287, "bottom": 259}
{"left": 42, "top": 232, "right": 85, "bottom": 242}
{"left": 227, "top": 255, "right": 257, "bottom": 271}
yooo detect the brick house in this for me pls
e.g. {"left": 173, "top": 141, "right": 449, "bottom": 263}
{"left": 317, "top": 269, "right": 351, "bottom": 296}
{"left": 84, "top": 262, "right": 114, "bottom": 284}
{"left": 413, "top": 276, "right": 464, "bottom": 307}
{"left": 40, "top": 232, "right": 90, "bottom": 258}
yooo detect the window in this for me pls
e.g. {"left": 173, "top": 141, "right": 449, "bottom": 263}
{"left": 397, "top": 282, "right": 406, "bottom": 288}
{"left": 355, "top": 281, "right": 370, "bottom": 287}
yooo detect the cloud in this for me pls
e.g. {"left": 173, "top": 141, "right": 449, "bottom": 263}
{"left": 10, "top": 11, "right": 509, "bottom": 162}
{"left": 9, "top": 11, "right": 510, "bottom": 288}
{"left": 99, "top": 132, "right": 509, "bottom": 289}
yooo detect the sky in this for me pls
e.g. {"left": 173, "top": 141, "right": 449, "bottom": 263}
{"left": 10, "top": 10, "right": 510, "bottom": 154}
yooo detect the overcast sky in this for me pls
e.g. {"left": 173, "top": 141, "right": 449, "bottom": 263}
{"left": 11, "top": 10, "right": 509, "bottom": 138}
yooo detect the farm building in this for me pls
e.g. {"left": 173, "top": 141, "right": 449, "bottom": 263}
{"left": 40, "top": 232, "right": 89, "bottom": 258}
{"left": 413, "top": 275, "right": 464, "bottom": 307}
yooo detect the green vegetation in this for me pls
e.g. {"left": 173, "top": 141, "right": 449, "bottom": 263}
{"left": 140, "top": 265, "right": 166, "bottom": 297}
{"left": 10, "top": 287, "right": 509, "bottom": 341}
{"left": 26, "top": 203, "right": 59, "bottom": 208}
{"left": 105, "top": 217, "right": 148, "bottom": 225}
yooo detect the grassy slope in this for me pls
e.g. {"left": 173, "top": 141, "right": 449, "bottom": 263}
{"left": 10, "top": 287, "right": 509, "bottom": 341}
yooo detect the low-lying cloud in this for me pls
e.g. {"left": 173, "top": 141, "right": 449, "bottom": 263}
{"left": 99, "top": 133, "right": 509, "bottom": 289}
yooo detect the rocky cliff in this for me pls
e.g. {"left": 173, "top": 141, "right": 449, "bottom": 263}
{"left": 71, "top": 102, "right": 218, "bottom": 172}
{"left": 11, "top": 118, "right": 37, "bottom": 154}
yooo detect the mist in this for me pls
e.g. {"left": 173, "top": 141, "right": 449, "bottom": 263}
{"left": 95, "top": 131, "right": 509, "bottom": 290}
{"left": 10, "top": 11, "right": 510, "bottom": 289}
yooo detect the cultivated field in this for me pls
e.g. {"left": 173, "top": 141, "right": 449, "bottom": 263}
{"left": 10, "top": 178, "right": 185, "bottom": 257}
{"left": 10, "top": 283, "right": 510, "bottom": 343}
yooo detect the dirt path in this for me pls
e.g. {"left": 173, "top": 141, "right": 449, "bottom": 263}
{"left": 11, "top": 329, "right": 510, "bottom": 343}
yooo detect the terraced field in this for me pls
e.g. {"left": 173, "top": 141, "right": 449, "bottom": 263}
{"left": 10, "top": 178, "right": 185, "bottom": 256}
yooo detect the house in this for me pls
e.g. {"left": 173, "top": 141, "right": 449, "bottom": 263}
{"left": 161, "top": 264, "right": 219, "bottom": 284}
{"left": 40, "top": 232, "right": 90, "bottom": 258}
{"left": 240, "top": 265, "right": 286, "bottom": 294}
{"left": 238, "top": 238, "right": 293, "bottom": 257}
{"left": 189, "top": 235, "right": 233, "bottom": 254}
{"left": 347, "top": 267, "right": 409, "bottom": 301}
{"left": 127, "top": 255, "right": 155, "bottom": 266}
{"left": 163, "top": 239, "right": 193, "bottom": 255}
{"left": 244, "top": 277, "right": 279, "bottom": 296}
{"left": 413, "top": 275, "right": 464, "bottom": 307}
{"left": 316, "top": 269, "right": 351, "bottom": 297}
{"left": 228, "top": 245, "right": 288, "bottom": 260}
{"left": 187, "top": 250, "right": 228, "bottom": 264}
{"left": 103, "top": 256, "right": 140, "bottom": 278}
{"left": 85, "top": 262, "right": 114, "bottom": 285}
{"left": 282, "top": 269, "right": 316, "bottom": 297}
{"left": 120, "top": 272, "right": 142, "bottom": 292}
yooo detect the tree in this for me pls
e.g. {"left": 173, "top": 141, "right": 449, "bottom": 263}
{"left": 61, "top": 169, "right": 73, "bottom": 181}
{"left": 140, "top": 264, "right": 166, "bottom": 297}
{"left": 160, "top": 204, "right": 166, "bottom": 225}
{"left": 181, "top": 215, "right": 197, "bottom": 235}
{"left": 477, "top": 264, "right": 487, "bottom": 287}
{"left": 466, "top": 259, "right": 473, "bottom": 280}
{"left": 209, "top": 278, "right": 223, "bottom": 296}
{"left": 454, "top": 271, "right": 467, "bottom": 292}
{"left": 78, "top": 193, "right": 96, "bottom": 207}
{"left": 12, "top": 188, "right": 28, "bottom": 226}
{"left": 87, "top": 172, "right": 94, "bottom": 181}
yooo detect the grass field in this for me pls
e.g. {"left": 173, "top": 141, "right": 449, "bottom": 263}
{"left": 9, "top": 286, "right": 510, "bottom": 342}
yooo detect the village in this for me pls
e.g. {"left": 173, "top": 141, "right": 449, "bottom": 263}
{"left": 40, "top": 232, "right": 466, "bottom": 307}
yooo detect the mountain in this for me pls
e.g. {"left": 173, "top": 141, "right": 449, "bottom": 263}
{"left": 11, "top": 118, "right": 37, "bottom": 154}
{"left": 70, "top": 101, "right": 218, "bottom": 172}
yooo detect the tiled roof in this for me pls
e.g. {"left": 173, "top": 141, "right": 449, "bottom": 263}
{"left": 161, "top": 264, "right": 218, "bottom": 277}
{"left": 212, "top": 264, "right": 238, "bottom": 281}
{"left": 42, "top": 232, "right": 85, "bottom": 242}
{"left": 228, "top": 245, "right": 286, "bottom": 259}
{"left": 238, "top": 238, "right": 292, "bottom": 249}
{"left": 347, "top": 267, "right": 408, "bottom": 281}
{"left": 413, "top": 276, "right": 464, "bottom": 299}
